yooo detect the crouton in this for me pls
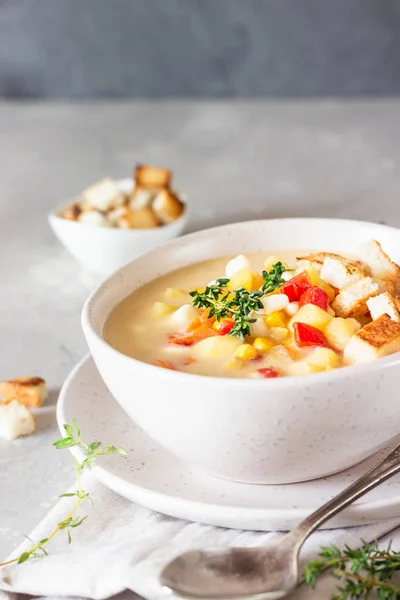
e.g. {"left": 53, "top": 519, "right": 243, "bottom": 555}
{"left": 78, "top": 210, "right": 110, "bottom": 228}
{"left": 367, "top": 292, "right": 400, "bottom": 322}
{"left": 63, "top": 203, "right": 82, "bottom": 221}
{"left": 332, "top": 277, "right": 379, "bottom": 318}
{"left": 0, "top": 377, "right": 48, "bottom": 408}
{"left": 81, "top": 179, "right": 125, "bottom": 211}
{"left": 358, "top": 240, "right": 400, "bottom": 281}
{"left": 134, "top": 165, "right": 171, "bottom": 189}
{"left": 0, "top": 401, "right": 35, "bottom": 440}
{"left": 152, "top": 189, "right": 184, "bottom": 224}
{"left": 119, "top": 208, "right": 159, "bottom": 229}
{"left": 129, "top": 186, "right": 155, "bottom": 211}
{"left": 320, "top": 256, "right": 365, "bottom": 289}
{"left": 344, "top": 314, "right": 400, "bottom": 363}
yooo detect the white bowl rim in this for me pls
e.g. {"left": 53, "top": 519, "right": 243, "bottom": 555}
{"left": 48, "top": 177, "right": 188, "bottom": 236}
{"left": 82, "top": 217, "right": 400, "bottom": 387}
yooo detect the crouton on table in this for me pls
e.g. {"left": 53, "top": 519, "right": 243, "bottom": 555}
{"left": 0, "top": 377, "right": 48, "bottom": 408}
{"left": 0, "top": 401, "right": 35, "bottom": 440}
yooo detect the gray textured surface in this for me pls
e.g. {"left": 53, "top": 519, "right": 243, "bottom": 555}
{"left": 1, "top": 99, "right": 400, "bottom": 561}
{"left": 2, "top": 0, "right": 400, "bottom": 98}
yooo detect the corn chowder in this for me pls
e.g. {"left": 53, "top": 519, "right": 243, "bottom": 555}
{"left": 103, "top": 240, "right": 400, "bottom": 378}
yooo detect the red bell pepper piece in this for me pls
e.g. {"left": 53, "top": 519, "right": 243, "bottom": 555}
{"left": 299, "top": 286, "right": 329, "bottom": 311}
{"left": 257, "top": 367, "right": 280, "bottom": 378}
{"left": 281, "top": 271, "right": 311, "bottom": 302}
{"left": 293, "top": 322, "right": 331, "bottom": 348}
{"left": 218, "top": 319, "right": 235, "bottom": 336}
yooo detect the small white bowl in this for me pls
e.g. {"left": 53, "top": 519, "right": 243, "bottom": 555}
{"left": 82, "top": 218, "right": 400, "bottom": 484}
{"left": 48, "top": 178, "right": 188, "bottom": 276}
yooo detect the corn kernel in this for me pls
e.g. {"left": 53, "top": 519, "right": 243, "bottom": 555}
{"left": 224, "top": 357, "right": 244, "bottom": 371}
{"left": 288, "top": 361, "right": 322, "bottom": 376}
{"left": 229, "top": 268, "right": 253, "bottom": 292}
{"left": 153, "top": 302, "right": 176, "bottom": 317}
{"left": 264, "top": 311, "right": 288, "bottom": 328}
{"left": 253, "top": 337, "right": 276, "bottom": 353}
{"left": 235, "top": 344, "right": 259, "bottom": 361}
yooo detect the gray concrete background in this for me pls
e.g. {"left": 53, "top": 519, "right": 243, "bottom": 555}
{"left": 1, "top": 0, "right": 400, "bottom": 98}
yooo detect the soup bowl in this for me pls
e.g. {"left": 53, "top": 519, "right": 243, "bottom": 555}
{"left": 82, "top": 218, "right": 400, "bottom": 484}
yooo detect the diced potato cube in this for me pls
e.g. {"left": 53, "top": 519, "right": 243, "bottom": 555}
{"left": 325, "top": 317, "right": 360, "bottom": 351}
{"left": 261, "top": 294, "right": 289, "bottom": 314}
{"left": 288, "top": 361, "right": 322, "bottom": 376}
{"left": 229, "top": 268, "right": 253, "bottom": 292}
{"left": 304, "top": 265, "right": 321, "bottom": 285}
{"left": 170, "top": 304, "right": 199, "bottom": 332}
{"left": 251, "top": 271, "right": 264, "bottom": 291}
{"left": 265, "top": 311, "right": 288, "bottom": 328}
{"left": 225, "top": 255, "right": 251, "bottom": 278}
{"left": 269, "top": 327, "right": 289, "bottom": 342}
{"left": 285, "top": 302, "right": 299, "bottom": 317}
{"left": 319, "top": 281, "right": 335, "bottom": 302}
{"left": 164, "top": 287, "right": 190, "bottom": 307}
{"left": 224, "top": 357, "right": 244, "bottom": 371}
{"left": 249, "top": 316, "right": 270, "bottom": 337}
{"left": 306, "top": 347, "right": 340, "bottom": 369}
{"left": 264, "top": 256, "right": 289, "bottom": 271}
{"left": 235, "top": 344, "right": 259, "bottom": 361}
{"left": 194, "top": 336, "right": 242, "bottom": 359}
{"left": 153, "top": 302, "right": 176, "bottom": 318}
{"left": 253, "top": 337, "right": 276, "bottom": 353}
{"left": 289, "top": 304, "right": 333, "bottom": 332}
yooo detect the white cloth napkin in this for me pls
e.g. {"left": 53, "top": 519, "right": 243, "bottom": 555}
{"left": 1, "top": 474, "right": 400, "bottom": 600}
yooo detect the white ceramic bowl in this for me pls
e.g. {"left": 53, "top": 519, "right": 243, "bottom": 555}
{"left": 82, "top": 218, "right": 400, "bottom": 484}
{"left": 48, "top": 178, "right": 188, "bottom": 276}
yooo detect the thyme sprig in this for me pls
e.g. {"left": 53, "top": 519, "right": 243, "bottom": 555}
{"left": 0, "top": 419, "right": 126, "bottom": 567}
{"left": 305, "top": 540, "right": 400, "bottom": 599}
{"left": 189, "top": 262, "right": 286, "bottom": 340}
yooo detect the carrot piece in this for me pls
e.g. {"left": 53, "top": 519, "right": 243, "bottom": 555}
{"left": 155, "top": 360, "right": 176, "bottom": 370}
{"left": 168, "top": 335, "right": 194, "bottom": 346}
{"left": 186, "top": 316, "right": 202, "bottom": 332}
{"left": 200, "top": 310, "right": 217, "bottom": 325}
{"left": 192, "top": 324, "right": 217, "bottom": 341}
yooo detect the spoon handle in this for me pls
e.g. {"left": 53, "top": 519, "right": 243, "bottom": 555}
{"left": 291, "top": 441, "right": 400, "bottom": 544}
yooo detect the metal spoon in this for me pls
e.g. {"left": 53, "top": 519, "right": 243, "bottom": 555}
{"left": 160, "top": 441, "right": 400, "bottom": 599}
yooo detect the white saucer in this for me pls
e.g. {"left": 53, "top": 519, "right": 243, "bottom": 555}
{"left": 57, "top": 355, "right": 400, "bottom": 531}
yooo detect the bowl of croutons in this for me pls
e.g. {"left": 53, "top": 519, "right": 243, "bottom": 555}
{"left": 48, "top": 164, "right": 188, "bottom": 275}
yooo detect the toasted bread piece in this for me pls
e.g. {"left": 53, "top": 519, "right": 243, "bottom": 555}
{"left": 358, "top": 240, "right": 400, "bottom": 280}
{"left": 152, "top": 189, "right": 184, "bottom": 224}
{"left": 63, "top": 203, "right": 82, "bottom": 221}
{"left": 297, "top": 252, "right": 363, "bottom": 271}
{"left": 367, "top": 292, "right": 400, "bottom": 322}
{"left": 119, "top": 208, "right": 159, "bottom": 229}
{"left": 81, "top": 178, "right": 125, "bottom": 211}
{"left": 134, "top": 165, "right": 171, "bottom": 189}
{"left": 129, "top": 186, "right": 155, "bottom": 210}
{"left": 0, "top": 377, "right": 48, "bottom": 408}
{"left": 0, "top": 401, "right": 35, "bottom": 440}
{"left": 78, "top": 210, "right": 110, "bottom": 228}
{"left": 332, "top": 277, "right": 379, "bottom": 318}
{"left": 320, "top": 256, "right": 365, "bottom": 289}
{"left": 344, "top": 314, "right": 400, "bottom": 362}
{"left": 107, "top": 205, "right": 128, "bottom": 226}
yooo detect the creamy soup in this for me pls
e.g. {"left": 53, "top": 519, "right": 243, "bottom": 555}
{"left": 104, "top": 241, "right": 400, "bottom": 378}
